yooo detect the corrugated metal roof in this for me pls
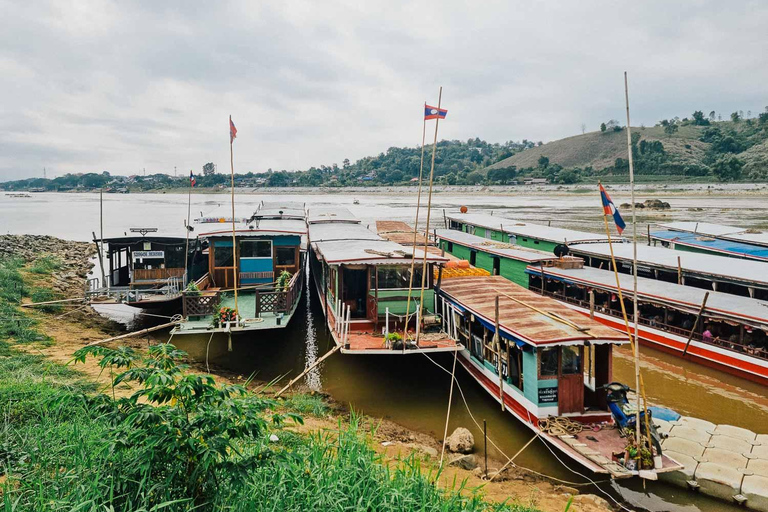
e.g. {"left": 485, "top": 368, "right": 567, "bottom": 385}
{"left": 307, "top": 207, "right": 359, "bottom": 224}
{"left": 436, "top": 229, "right": 559, "bottom": 263}
{"left": 525, "top": 264, "right": 768, "bottom": 328}
{"left": 658, "top": 221, "right": 768, "bottom": 249}
{"left": 439, "top": 276, "right": 627, "bottom": 346}
{"left": 447, "top": 212, "right": 615, "bottom": 244}
{"left": 376, "top": 221, "right": 434, "bottom": 246}
{"left": 569, "top": 243, "right": 768, "bottom": 288}
{"left": 199, "top": 217, "right": 306, "bottom": 237}
{"left": 651, "top": 230, "right": 768, "bottom": 261}
{"left": 312, "top": 238, "right": 447, "bottom": 265}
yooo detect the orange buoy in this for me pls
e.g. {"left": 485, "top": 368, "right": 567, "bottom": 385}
{"left": 460, "top": 205, "right": 468, "bottom": 213}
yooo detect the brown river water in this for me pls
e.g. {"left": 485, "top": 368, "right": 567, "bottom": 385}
{"left": 3, "top": 188, "right": 767, "bottom": 512}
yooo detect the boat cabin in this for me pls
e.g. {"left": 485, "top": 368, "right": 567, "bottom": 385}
{"left": 88, "top": 228, "right": 203, "bottom": 307}
{"left": 437, "top": 275, "right": 628, "bottom": 418}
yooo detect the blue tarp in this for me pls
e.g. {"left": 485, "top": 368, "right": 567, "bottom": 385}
{"left": 651, "top": 230, "right": 768, "bottom": 261}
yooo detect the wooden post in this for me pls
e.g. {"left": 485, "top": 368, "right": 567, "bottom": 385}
{"left": 647, "top": 224, "right": 651, "bottom": 246}
{"left": 683, "top": 292, "right": 710, "bottom": 356}
{"left": 495, "top": 295, "right": 504, "bottom": 412}
{"left": 677, "top": 256, "right": 682, "bottom": 285}
{"left": 443, "top": 209, "right": 447, "bottom": 229}
{"left": 87, "top": 321, "right": 179, "bottom": 346}
{"left": 589, "top": 289, "right": 595, "bottom": 319}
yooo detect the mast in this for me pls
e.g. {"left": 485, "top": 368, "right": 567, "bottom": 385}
{"left": 230, "top": 115, "right": 239, "bottom": 317}
{"left": 403, "top": 102, "right": 429, "bottom": 352}
{"left": 415, "top": 86, "right": 443, "bottom": 345}
{"left": 184, "top": 171, "right": 192, "bottom": 287}
{"left": 624, "top": 72, "right": 641, "bottom": 447}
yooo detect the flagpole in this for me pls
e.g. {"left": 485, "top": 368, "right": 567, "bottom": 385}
{"left": 623, "top": 72, "right": 642, "bottom": 448}
{"left": 230, "top": 115, "right": 239, "bottom": 318}
{"left": 403, "top": 103, "right": 428, "bottom": 351}
{"left": 184, "top": 171, "right": 192, "bottom": 287}
{"left": 415, "top": 86, "right": 443, "bottom": 345}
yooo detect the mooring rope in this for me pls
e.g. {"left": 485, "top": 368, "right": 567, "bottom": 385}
{"left": 438, "top": 348, "right": 458, "bottom": 468}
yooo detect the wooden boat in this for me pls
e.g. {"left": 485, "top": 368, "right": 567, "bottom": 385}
{"left": 88, "top": 228, "right": 203, "bottom": 310}
{"left": 171, "top": 203, "right": 306, "bottom": 335}
{"left": 308, "top": 207, "right": 460, "bottom": 354}
{"left": 436, "top": 228, "right": 768, "bottom": 385}
{"left": 436, "top": 274, "right": 682, "bottom": 479}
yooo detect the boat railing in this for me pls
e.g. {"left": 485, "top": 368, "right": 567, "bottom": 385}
{"left": 333, "top": 298, "right": 351, "bottom": 346}
{"left": 254, "top": 269, "right": 303, "bottom": 317}
{"left": 539, "top": 289, "right": 768, "bottom": 360}
{"left": 182, "top": 290, "right": 221, "bottom": 318}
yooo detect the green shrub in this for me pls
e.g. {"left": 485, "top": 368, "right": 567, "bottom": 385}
{"left": 285, "top": 392, "right": 330, "bottom": 417}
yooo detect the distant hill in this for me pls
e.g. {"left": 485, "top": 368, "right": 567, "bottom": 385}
{"left": 484, "top": 118, "right": 768, "bottom": 182}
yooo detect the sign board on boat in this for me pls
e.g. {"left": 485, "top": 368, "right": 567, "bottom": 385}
{"left": 538, "top": 387, "right": 558, "bottom": 404}
{"left": 133, "top": 250, "right": 164, "bottom": 259}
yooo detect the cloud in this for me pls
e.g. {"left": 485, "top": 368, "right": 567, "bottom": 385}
{"left": 1, "top": 0, "right": 766, "bottom": 181}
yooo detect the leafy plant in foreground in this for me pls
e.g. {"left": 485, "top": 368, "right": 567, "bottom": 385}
{"left": 70, "top": 343, "right": 302, "bottom": 505}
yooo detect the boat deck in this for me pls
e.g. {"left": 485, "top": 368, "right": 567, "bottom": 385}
{"left": 546, "top": 427, "right": 682, "bottom": 478}
{"left": 172, "top": 291, "right": 297, "bottom": 335}
{"left": 324, "top": 299, "right": 461, "bottom": 355}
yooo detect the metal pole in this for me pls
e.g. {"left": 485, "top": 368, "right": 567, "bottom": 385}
{"left": 229, "top": 115, "right": 239, "bottom": 318}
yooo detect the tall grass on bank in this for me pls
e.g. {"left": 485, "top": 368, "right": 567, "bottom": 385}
{"left": 0, "top": 259, "right": 49, "bottom": 344}
{"left": 27, "top": 255, "right": 62, "bottom": 275}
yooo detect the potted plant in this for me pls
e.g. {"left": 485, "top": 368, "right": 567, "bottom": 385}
{"left": 185, "top": 281, "right": 201, "bottom": 296}
{"left": 217, "top": 306, "right": 238, "bottom": 328}
{"left": 385, "top": 331, "right": 403, "bottom": 349}
{"left": 276, "top": 270, "right": 292, "bottom": 291}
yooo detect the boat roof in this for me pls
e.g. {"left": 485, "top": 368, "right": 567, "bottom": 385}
{"left": 439, "top": 276, "right": 628, "bottom": 346}
{"left": 255, "top": 202, "right": 306, "bottom": 220}
{"left": 309, "top": 222, "right": 381, "bottom": 243}
{"left": 447, "top": 212, "right": 615, "bottom": 244}
{"left": 525, "top": 264, "right": 768, "bottom": 329}
{"left": 651, "top": 229, "right": 768, "bottom": 262}
{"left": 657, "top": 221, "right": 768, "bottom": 249}
{"left": 194, "top": 205, "right": 254, "bottom": 225}
{"left": 568, "top": 243, "right": 768, "bottom": 288}
{"left": 199, "top": 217, "right": 307, "bottom": 237}
{"left": 99, "top": 232, "right": 188, "bottom": 244}
{"left": 436, "top": 229, "right": 560, "bottom": 263}
{"left": 376, "top": 221, "right": 432, "bottom": 246}
{"left": 307, "top": 207, "right": 359, "bottom": 224}
{"left": 312, "top": 238, "right": 447, "bottom": 265}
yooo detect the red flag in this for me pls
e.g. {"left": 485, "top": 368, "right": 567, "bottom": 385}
{"left": 229, "top": 117, "right": 237, "bottom": 143}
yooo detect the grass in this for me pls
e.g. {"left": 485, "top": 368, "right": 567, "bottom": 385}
{"left": 29, "top": 287, "right": 63, "bottom": 313}
{"left": 0, "top": 257, "right": 541, "bottom": 512}
{"left": 27, "top": 255, "right": 62, "bottom": 275}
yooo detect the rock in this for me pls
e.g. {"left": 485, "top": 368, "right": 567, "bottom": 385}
{"left": 269, "top": 434, "right": 279, "bottom": 443}
{"left": 448, "top": 454, "right": 478, "bottom": 470}
{"left": 573, "top": 494, "right": 611, "bottom": 509}
{"left": 644, "top": 198, "right": 671, "bottom": 210}
{"left": 446, "top": 427, "right": 475, "bottom": 454}
{"left": 554, "top": 485, "right": 580, "bottom": 495}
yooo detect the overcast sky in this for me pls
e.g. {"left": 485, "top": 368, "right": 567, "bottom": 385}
{"left": 1, "top": 0, "right": 767, "bottom": 181}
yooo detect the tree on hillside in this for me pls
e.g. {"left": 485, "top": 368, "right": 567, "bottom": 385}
{"left": 731, "top": 111, "right": 741, "bottom": 123}
{"left": 537, "top": 155, "right": 549, "bottom": 168}
{"left": 581, "top": 123, "right": 586, "bottom": 134}
{"left": 487, "top": 166, "right": 517, "bottom": 184}
{"left": 692, "top": 110, "right": 709, "bottom": 126}
{"left": 709, "top": 111, "right": 716, "bottom": 121}
{"left": 600, "top": 122, "right": 607, "bottom": 133}
{"left": 758, "top": 112, "right": 768, "bottom": 126}
{"left": 660, "top": 119, "right": 679, "bottom": 137}
{"left": 605, "top": 120, "right": 621, "bottom": 132}
{"left": 712, "top": 155, "right": 744, "bottom": 181}
{"left": 466, "top": 171, "right": 484, "bottom": 185}
{"left": 202, "top": 162, "right": 216, "bottom": 176}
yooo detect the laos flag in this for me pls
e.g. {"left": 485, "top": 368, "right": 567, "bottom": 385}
{"left": 424, "top": 104, "right": 447, "bottom": 120}
{"left": 599, "top": 183, "right": 625, "bottom": 234}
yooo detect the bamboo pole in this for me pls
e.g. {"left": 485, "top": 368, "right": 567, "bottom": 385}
{"left": 92, "top": 231, "right": 107, "bottom": 288}
{"left": 624, "top": 71, "right": 642, "bottom": 448}
{"left": 683, "top": 292, "right": 710, "bottom": 356}
{"left": 403, "top": 105, "right": 429, "bottom": 351}
{"left": 275, "top": 345, "right": 341, "bottom": 397}
{"left": 229, "top": 115, "right": 239, "bottom": 318}
{"left": 677, "top": 256, "right": 682, "bottom": 285}
{"left": 22, "top": 297, "right": 85, "bottom": 307}
{"left": 86, "top": 321, "right": 178, "bottom": 346}
{"left": 415, "top": 87, "right": 443, "bottom": 346}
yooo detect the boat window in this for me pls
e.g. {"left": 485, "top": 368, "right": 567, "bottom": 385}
{"left": 539, "top": 347, "right": 558, "bottom": 378}
{"left": 214, "top": 246, "right": 233, "bottom": 267}
{"left": 561, "top": 346, "right": 582, "bottom": 375}
{"left": 240, "top": 240, "right": 271, "bottom": 258}
{"left": 276, "top": 247, "right": 296, "bottom": 266}
{"left": 377, "top": 267, "right": 423, "bottom": 289}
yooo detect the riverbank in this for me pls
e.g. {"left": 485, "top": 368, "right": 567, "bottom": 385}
{"left": 0, "top": 236, "right": 614, "bottom": 512}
